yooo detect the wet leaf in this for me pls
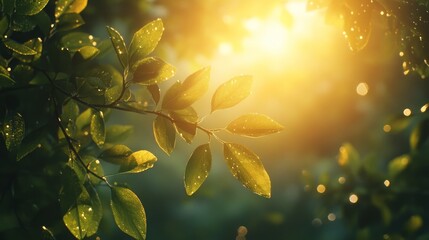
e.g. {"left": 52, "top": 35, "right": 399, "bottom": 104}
{"left": 105, "top": 125, "right": 134, "bottom": 143}
{"left": 226, "top": 113, "right": 284, "bottom": 137}
{"left": 90, "top": 111, "right": 106, "bottom": 148}
{"left": 147, "top": 84, "right": 160, "bottom": 105}
{"left": 56, "top": 13, "right": 84, "bottom": 32}
{"left": 60, "top": 32, "right": 97, "bottom": 52}
{"left": 388, "top": 155, "right": 410, "bottom": 178}
{"left": 72, "top": 46, "right": 99, "bottom": 63}
{"left": 106, "top": 26, "right": 128, "bottom": 69}
{"left": 119, "top": 150, "right": 157, "bottom": 173}
{"left": 3, "top": 38, "right": 37, "bottom": 55}
{"left": 55, "top": 0, "right": 88, "bottom": 18}
{"left": 14, "top": 38, "right": 43, "bottom": 63}
{"left": 132, "top": 57, "right": 175, "bottom": 85}
{"left": 211, "top": 75, "right": 252, "bottom": 112}
{"left": 184, "top": 144, "right": 212, "bottom": 196}
{"left": 0, "top": 73, "right": 15, "bottom": 88}
{"left": 3, "top": 113, "right": 25, "bottom": 151}
{"left": 153, "top": 115, "right": 176, "bottom": 155}
{"left": 11, "top": 64, "right": 34, "bottom": 83}
{"left": 83, "top": 155, "right": 104, "bottom": 184}
{"left": 99, "top": 144, "right": 132, "bottom": 165}
{"left": 129, "top": 18, "right": 164, "bottom": 67}
{"left": 12, "top": 15, "right": 36, "bottom": 32}
{"left": 63, "top": 187, "right": 93, "bottom": 240}
{"left": 61, "top": 100, "right": 79, "bottom": 123}
{"left": 342, "top": 3, "right": 372, "bottom": 52}
{"left": 59, "top": 165, "right": 83, "bottom": 212}
{"left": 85, "top": 183, "right": 102, "bottom": 236}
{"left": 110, "top": 187, "right": 147, "bottom": 240}
{"left": 162, "top": 67, "right": 210, "bottom": 110}
{"left": 75, "top": 108, "right": 92, "bottom": 130}
{"left": 223, "top": 143, "right": 271, "bottom": 198}
{"left": 170, "top": 107, "right": 198, "bottom": 143}
{"left": 16, "top": 127, "right": 46, "bottom": 161}
{"left": 15, "top": 0, "right": 49, "bottom": 15}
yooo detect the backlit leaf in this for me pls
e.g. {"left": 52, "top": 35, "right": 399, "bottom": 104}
{"left": 223, "top": 143, "right": 271, "bottom": 198}
{"left": 184, "top": 144, "right": 211, "bottom": 196}
{"left": 162, "top": 67, "right": 210, "bottom": 110}
{"left": 3, "top": 38, "right": 37, "bottom": 55}
{"left": 170, "top": 107, "right": 198, "bottom": 143}
{"left": 410, "top": 119, "right": 429, "bottom": 151}
{"left": 111, "top": 187, "right": 147, "bottom": 240}
{"left": 72, "top": 46, "right": 99, "bottom": 63}
{"left": 15, "top": 0, "right": 49, "bottom": 15}
{"left": 55, "top": 0, "right": 88, "bottom": 18}
{"left": 99, "top": 144, "right": 132, "bottom": 165}
{"left": 147, "top": 84, "right": 160, "bottom": 105}
{"left": 105, "top": 125, "right": 134, "bottom": 143}
{"left": 61, "top": 100, "right": 79, "bottom": 123}
{"left": 83, "top": 155, "right": 104, "bottom": 184}
{"left": 129, "top": 18, "right": 164, "bottom": 67}
{"left": 211, "top": 75, "right": 252, "bottom": 112}
{"left": 13, "top": 38, "right": 43, "bottom": 63}
{"left": 119, "top": 150, "right": 157, "bottom": 173}
{"left": 12, "top": 15, "right": 36, "bottom": 32}
{"left": 60, "top": 32, "right": 97, "bottom": 52}
{"left": 106, "top": 26, "right": 128, "bottom": 69}
{"left": 85, "top": 183, "right": 102, "bottom": 237}
{"left": 388, "top": 155, "right": 410, "bottom": 178}
{"left": 75, "top": 108, "right": 92, "bottom": 130}
{"left": 90, "top": 111, "right": 106, "bottom": 148}
{"left": 226, "top": 113, "right": 284, "bottom": 137}
{"left": 153, "top": 115, "right": 176, "bottom": 155}
{"left": 3, "top": 113, "right": 25, "bottom": 151}
{"left": 56, "top": 13, "right": 84, "bottom": 32}
{"left": 132, "top": 57, "right": 175, "bottom": 85}
{"left": 63, "top": 187, "right": 93, "bottom": 240}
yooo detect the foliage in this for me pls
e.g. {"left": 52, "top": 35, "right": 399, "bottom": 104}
{"left": 0, "top": 0, "right": 283, "bottom": 239}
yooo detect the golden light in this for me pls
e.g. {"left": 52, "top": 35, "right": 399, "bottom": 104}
{"left": 383, "top": 124, "right": 392, "bottom": 133}
{"left": 327, "top": 213, "right": 336, "bottom": 221}
{"left": 421, "top": 104, "right": 428, "bottom": 113}
{"left": 384, "top": 179, "right": 390, "bottom": 187}
{"left": 403, "top": 108, "right": 412, "bottom": 117}
{"left": 349, "top": 194, "right": 359, "bottom": 204}
{"left": 316, "top": 184, "right": 326, "bottom": 193}
{"left": 356, "top": 82, "right": 369, "bottom": 96}
{"left": 338, "top": 177, "right": 346, "bottom": 184}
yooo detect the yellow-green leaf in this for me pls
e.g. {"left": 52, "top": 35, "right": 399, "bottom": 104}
{"left": 3, "top": 113, "right": 25, "bottom": 151}
{"left": 211, "top": 75, "right": 252, "bottom": 112}
{"left": 56, "top": 13, "right": 85, "bottom": 32}
{"left": 129, "top": 18, "right": 164, "bottom": 67}
{"left": 147, "top": 84, "right": 160, "bottom": 105}
{"left": 90, "top": 111, "right": 105, "bottom": 148}
{"left": 3, "top": 38, "right": 37, "bottom": 55}
{"left": 55, "top": 0, "right": 88, "bottom": 18}
{"left": 223, "top": 143, "right": 271, "bottom": 198}
{"left": 132, "top": 57, "right": 175, "bottom": 85}
{"left": 73, "top": 46, "right": 99, "bottom": 63}
{"left": 63, "top": 204, "right": 93, "bottom": 239}
{"left": 99, "top": 144, "right": 132, "bottom": 165}
{"left": 0, "top": 73, "right": 15, "bottom": 88}
{"left": 119, "top": 150, "right": 157, "bottom": 173}
{"left": 153, "top": 115, "right": 176, "bottom": 155}
{"left": 388, "top": 154, "right": 410, "bottom": 178}
{"left": 85, "top": 184, "right": 102, "bottom": 237}
{"left": 184, "top": 144, "right": 212, "bottom": 196}
{"left": 106, "top": 26, "right": 128, "bottom": 69}
{"left": 410, "top": 119, "right": 429, "bottom": 151}
{"left": 170, "top": 107, "right": 198, "bottom": 143}
{"left": 110, "top": 187, "right": 147, "bottom": 240}
{"left": 338, "top": 143, "right": 360, "bottom": 175}
{"left": 226, "top": 113, "right": 283, "bottom": 137}
{"left": 15, "top": 0, "right": 49, "bottom": 15}
{"left": 162, "top": 67, "right": 210, "bottom": 110}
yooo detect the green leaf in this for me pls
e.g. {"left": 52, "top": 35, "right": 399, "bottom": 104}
{"left": 13, "top": 38, "right": 43, "bottom": 63}
{"left": 224, "top": 143, "right": 271, "bottom": 198}
{"left": 72, "top": 46, "right": 99, "bottom": 63}
{"left": 119, "top": 150, "right": 157, "bottom": 173}
{"left": 15, "top": 0, "right": 49, "bottom": 15}
{"left": 338, "top": 143, "right": 360, "bottom": 175}
{"left": 110, "top": 187, "right": 147, "bottom": 240}
{"left": 0, "top": 73, "right": 15, "bottom": 88}
{"left": 153, "top": 115, "right": 176, "bottom": 155}
{"left": 129, "top": 18, "right": 164, "bottom": 67}
{"left": 105, "top": 125, "right": 134, "bottom": 143}
{"left": 410, "top": 119, "right": 429, "bottom": 151}
{"left": 60, "top": 32, "right": 97, "bottom": 52}
{"left": 388, "top": 155, "right": 410, "bottom": 178}
{"left": 61, "top": 99, "right": 79, "bottom": 123}
{"left": 3, "top": 113, "right": 25, "bottom": 151}
{"left": 11, "top": 64, "right": 34, "bottom": 83}
{"left": 162, "top": 67, "right": 210, "bottom": 110}
{"left": 85, "top": 183, "right": 102, "bottom": 237}
{"left": 170, "top": 107, "right": 198, "bottom": 143}
{"left": 60, "top": 165, "right": 83, "bottom": 212}
{"left": 226, "top": 113, "right": 284, "bottom": 137}
{"left": 3, "top": 38, "right": 37, "bottom": 55}
{"left": 147, "top": 84, "right": 160, "bottom": 105}
{"left": 55, "top": 0, "right": 88, "bottom": 18}
{"left": 16, "top": 127, "right": 46, "bottom": 161}
{"left": 211, "top": 75, "right": 253, "bottom": 112}
{"left": 57, "top": 13, "right": 85, "bottom": 32}
{"left": 82, "top": 155, "right": 104, "bottom": 184}
{"left": 90, "top": 111, "right": 106, "bottom": 148}
{"left": 99, "top": 144, "right": 132, "bottom": 165}
{"left": 106, "top": 26, "right": 128, "bottom": 69}
{"left": 132, "top": 57, "right": 175, "bottom": 85}
{"left": 184, "top": 144, "right": 211, "bottom": 196}
{"left": 12, "top": 15, "right": 36, "bottom": 32}
{"left": 75, "top": 108, "right": 92, "bottom": 130}
{"left": 63, "top": 187, "right": 93, "bottom": 239}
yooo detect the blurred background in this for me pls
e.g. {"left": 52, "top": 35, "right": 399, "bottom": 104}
{"left": 82, "top": 0, "right": 429, "bottom": 239}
